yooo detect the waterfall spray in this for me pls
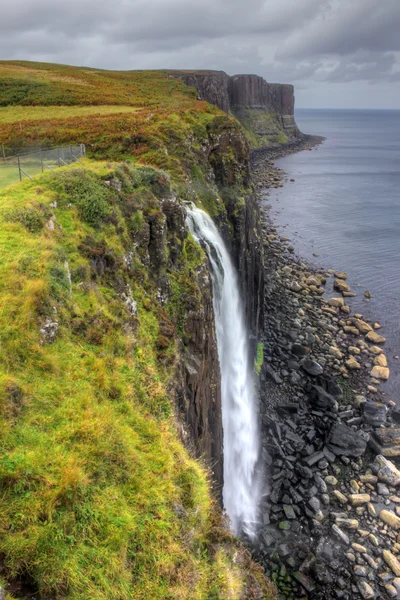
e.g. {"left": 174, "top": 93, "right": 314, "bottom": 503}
{"left": 186, "top": 204, "right": 261, "bottom": 539}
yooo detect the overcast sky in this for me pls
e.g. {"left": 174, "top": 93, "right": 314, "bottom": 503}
{"left": 2, "top": 0, "right": 400, "bottom": 108}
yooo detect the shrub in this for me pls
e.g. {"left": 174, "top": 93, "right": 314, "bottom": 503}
{"left": 5, "top": 206, "right": 45, "bottom": 233}
{"left": 51, "top": 169, "right": 110, "bottom": 225}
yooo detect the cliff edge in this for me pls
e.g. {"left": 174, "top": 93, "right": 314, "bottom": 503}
{"left": 169, "top": 70, "right": 300, "bottom": 147}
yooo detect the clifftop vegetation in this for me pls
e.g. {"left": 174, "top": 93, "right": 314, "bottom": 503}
{"left": 0, "top": 62, "right": 275, "bottom": 599}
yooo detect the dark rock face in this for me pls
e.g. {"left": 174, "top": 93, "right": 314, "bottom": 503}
{"left": 176, "top": 261, "right": 223, "bottom": 487}
{"left": 170, "top": 70, "right": 296, "bottom": 119}
{"left": 169, "top": 70, "right": 230, "bottom": 113}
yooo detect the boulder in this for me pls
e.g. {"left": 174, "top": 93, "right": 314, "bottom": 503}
{"left": 335, "top": 272, "right": 348, "bottom": 280}
{"left": 291, "top": 343, "right": 308, "bottom": 358}
{"left": 343, "top": 326, "right": 359, "bottom": 336}
{"left": 374, "top": 354, "right": 388, "bottom": 367}
{"left": 366, "top": 331, "right": 386, "bottom": 344}
{"left": 309, "top": 385, "right": 338, "bottom": 411}
{"left": 334, "top": 279, "right": 351, "bottom": 293}
{"left": 353, "top": 319, "right": 373, "bottom": 334}
{"left": 374, "top": 455, "right": 400, "bottom": 486}
{"left": 362, "top": 402, "right": 387, "bottom": 427}
{"left": 357, "top": 581, "right": 374, "bottom": 599}
{"left": 346, "top": 356, "right": 361, "bottom": 370}
{"left": 369, "top": 345, "right": 383, "bottom": 355}
{"left": 328, "top": 298, "right": 344, "bottom": 308}
{"left": 370, "top": 365, "right": 390, "bottom": 380}
{"left": 370, "top": 428, "right": 400, "bottom": 457}
{"left": 329, "top": 346, "right": 343, "bottom": 360}
{"left": 348, "top": 494, "right": 370, "bottom": 506}
{"left": 302, "top": 358, "right": 323, "bottom": 377}
{"left": 383, "top": 551, "right": 400, "bottom": 576}
{"left": 326, "top": 422, "right": 367, "bottom": 457}
{"left": 380, "top": 510, "right": 400, "bottom": 530}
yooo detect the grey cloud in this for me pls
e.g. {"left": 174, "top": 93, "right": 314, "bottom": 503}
{"left": 1, "top": 0, "right": 400, "bottom": 108}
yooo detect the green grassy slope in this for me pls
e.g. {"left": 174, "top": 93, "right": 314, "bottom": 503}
{"left": 0, "top": 62, "right": 276, "bottom": 599}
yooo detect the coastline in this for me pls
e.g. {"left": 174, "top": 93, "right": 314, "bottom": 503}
{"left": 251, "top": 140, "right": 400, "bottom": 599}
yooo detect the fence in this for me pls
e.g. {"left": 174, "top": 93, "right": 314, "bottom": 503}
{"left": 0, "top": 144, "right": 86, "bottom": 190}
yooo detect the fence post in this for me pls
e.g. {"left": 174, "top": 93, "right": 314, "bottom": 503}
{"left": 57, "top": 147, "right": 60, "bottom": 167}
{"left": 40, "top": 149, "right": 43, "bottom": 173}
{"left": 2, "top": 145, "right": 5, "bottom": 163}
{"left": 17, "top": 155, "right": 22, "bottom": 182}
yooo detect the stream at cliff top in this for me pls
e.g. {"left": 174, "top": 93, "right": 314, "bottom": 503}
{"left": 185, "top": 205, "right": 261, "bottom": 539}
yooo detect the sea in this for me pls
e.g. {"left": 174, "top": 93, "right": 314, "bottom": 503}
{"left": 265, "top": 109, "right": 400, "bottom": 398}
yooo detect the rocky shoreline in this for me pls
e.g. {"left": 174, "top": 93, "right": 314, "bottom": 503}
{"left": 250, "top": 141, "right": 400, "bottom": 599}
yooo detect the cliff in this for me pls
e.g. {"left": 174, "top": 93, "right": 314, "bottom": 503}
{"left": 170, "top": 70, "right": 300, "bottom": 147}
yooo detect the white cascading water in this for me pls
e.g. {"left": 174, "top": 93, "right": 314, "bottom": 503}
{"left": 186, "top": 204, "right": 261, "bottom": 539}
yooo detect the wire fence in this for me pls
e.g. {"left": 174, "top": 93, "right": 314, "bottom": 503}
{"left": 0, "top": 144, "right": 86, "bottom": 190}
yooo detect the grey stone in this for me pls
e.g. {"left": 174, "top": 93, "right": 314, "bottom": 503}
{"left": 283, "top": 504, "right": 296, "bottom": 520}
{"left": 332, "top": 524, "right": 350, "bottom": 545}
{"left": 309, "top": 497, "right": 321, "bottom": 513}
{"left": 377, "top": 482, "right": 390, "bottom": 496}
{"left": 302, "top": 358, "right": 324, "bottom": 376}
{"left": 326, "top": 422, "right": 367, "bottom": 457}
{"left": 294, "top": 571, "right": 315, "bottom": 593}
{"left": 362, "top": 401, "right": 388, "bottom": 427}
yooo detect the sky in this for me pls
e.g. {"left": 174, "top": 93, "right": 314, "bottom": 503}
{"left": 1, "top": 0, "right": 400, "bottom": 109}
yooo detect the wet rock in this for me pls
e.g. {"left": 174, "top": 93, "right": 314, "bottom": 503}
{"left": 364, "top": 290, "right": 372, "bottom": 299}
{"left": 380, "top": 509, "right": 400, "bottom": 529}
{"left": 357, "top": 580, "right": 375, "bottom": 599}
{"left": 309, "top": 385, "right": 338, "bottom": 411}
{"left": 335, "top": 272, "right": 348, "bottom": 280}
{"left": 348, "top": 494, "right": 370, "bottom": 506}
{"left": 353, "top": 319, "right": 373, "bottom": 334}
{"left": 326, "top": 423, "right": 367, "bottom": 457}
{"left": 333, "top": 490, "right": 348, "bottom": 505}
{"left": 332, "top": 524, "right": 350, "bottom": 544}
{"left": 369, "top": 345, "right": 383, "bottom": 355}
{"left": 265, "top": 365, "right": 283, "bottom": 384}
{"left": 362, "top": 402, "right": 387, "bottom": 427}
{"left": 325, "top": 476, "right": 338, "bottom": 486}
{"left": 377, "top": 483, "right": 390, "bottom": 496}
{"left": 294, "top": 571, "right": 315, "bottom": 593}
{"left": 302, "top": 358, "right": 324, "bottom": 376}
{"left": 335, "top": 518, "right": 359, "bottom": 529}
{"left": 328, "top": 297, "right": 344, "bottom": 308}
{"left": 283, "top": 505, "right": 296, "bottom": 520}
{"left": 346, "top": 356, "right": 361, "bottom": 370}
{"left": 366, "top": 330, "right": 386, "bottom": 344}
{"left": 370, "top": 429, "right": 400, "bottom": 457}
{"left": 334, "top": 279, "right": 351, "bottom": 293}
{"left": 385, "top": 584, "right": 397, "bottom": 598}
{"left": 374, "top": 353, "right": 388, "bottom": 367}
{"left": 291, "top": 343, "right": 308, "bottom": 358}
{"left": 329, "top": 346, "right": 344, "bottom": 360}
{"left": 370, "top": 365, "right": 390, "bottom": 380}
{"left": 383, "top": 550, "right": 400, "bottom": 575}
{"left": 374, "top": 455, "right": 400, "bottom": 486}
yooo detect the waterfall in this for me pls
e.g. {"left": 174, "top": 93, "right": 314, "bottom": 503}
{"left": 186, "top": 204, "right": 261, "bottom": 539}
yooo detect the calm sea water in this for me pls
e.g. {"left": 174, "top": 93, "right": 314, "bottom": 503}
{"left": 265, "top": 109, "right": 400, "bottom": 397}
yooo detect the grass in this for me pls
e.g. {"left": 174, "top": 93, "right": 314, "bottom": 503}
{"left": 0, "top": 61, "right": 276, "bottom": 600}
{"left": 0, "top": 105, "right": 140, "bottom": 124}
{"left": 0, "top": 164, "right": 20, "bottom": 188}
{"left": 0, "top": 164, "right": 230, "bottom": 599}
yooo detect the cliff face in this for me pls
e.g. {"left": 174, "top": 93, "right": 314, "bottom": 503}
{"left": 170, "top": 70, "right": 299, "bottom": 147}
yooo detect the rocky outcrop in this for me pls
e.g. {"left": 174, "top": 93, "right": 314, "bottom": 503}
{"left": 170, "top": 70, "right": 230, "bottom": 113}
{"left": 170, "top": 69, "right": 299, "bottom": 146}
